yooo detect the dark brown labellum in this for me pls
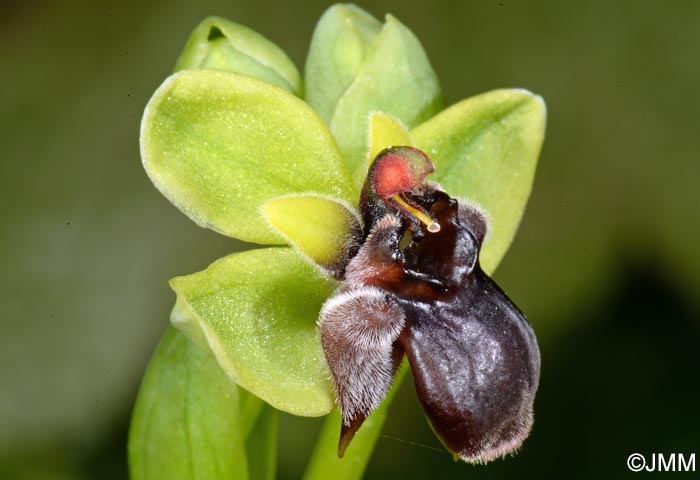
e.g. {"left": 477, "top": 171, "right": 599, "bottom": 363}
{"left": 319, "top": 146, "right": 540, "bottom": 463}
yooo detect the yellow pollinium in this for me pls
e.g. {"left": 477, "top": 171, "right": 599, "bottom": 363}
{"left": 392, "top": 194, "right": 441, "bottom": 233}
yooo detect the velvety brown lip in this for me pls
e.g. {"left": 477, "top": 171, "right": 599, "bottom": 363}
{"left": 319, "top": 146, "right": 541, "bottom": 461}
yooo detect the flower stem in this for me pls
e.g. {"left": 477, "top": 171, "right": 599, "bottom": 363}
{"left": 302, "top": 363, "right": 409, "bottom": 480}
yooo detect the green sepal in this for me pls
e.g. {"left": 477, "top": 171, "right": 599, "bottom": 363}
{"left": 329, "top": 14, "right": 443, "bottom": 182}
{"left": 411, "top": 89, "right": 546, "bottom": 274}
{"left": 175, "top": 16, "right": 302, "bottom": 95}
{"left": 141, "top": 69, "right": 354, "bottom": 245}
{"left": 128, "top": 327, "right": 249, "bottom": 480}
{"left": 305, "top": 4, "right": 382, "bottom": 122}
{"left": 169, "top": 247, "right": 336, "bottom": 416}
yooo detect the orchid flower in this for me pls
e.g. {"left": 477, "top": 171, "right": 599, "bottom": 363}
{"left": 129, "top": 5, "right": 545, "bottom": 478}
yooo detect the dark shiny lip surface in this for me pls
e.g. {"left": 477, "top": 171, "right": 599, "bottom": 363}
{"left": 319, "top": 146, "right": 541, "bottom": 462}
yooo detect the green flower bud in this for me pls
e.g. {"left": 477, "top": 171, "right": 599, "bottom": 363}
{"left": 305, "top": 4, "right": 382, "bottom": 122}
{"left": 174, "top": 16, "right": 302, "bottom": 95}
{"left": 305, "top": 4, "right": 443, "bottom": 187}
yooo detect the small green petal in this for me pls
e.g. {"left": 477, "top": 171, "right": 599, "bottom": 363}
{"left": 330, "top": 14, "right": 443, "bottom": 181}
{"left": 175, "top": 16, "right": 302, "bottom": 95}
{"left": 358, "top": 112, "right": 413, "bottom": 186}
{"left": 411, "top": 89, "right": 546, "bottom": 274}
{"left": 305, "top": 4, "right": 382, "bottom": 122}
{"left": 169, "top": 248, "right": 336, "bottom": 416}
{"left": 128, "top": 327, "right": 249, "bottom": 480}
{"left": 262, "top": 194, "right": 361, "bottom": 275}
{"left": 141, "top": 69, "right": 354, "bottom": 244}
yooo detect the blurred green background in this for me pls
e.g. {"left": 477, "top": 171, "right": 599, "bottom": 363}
{"left": 2, "top": 0, "right": 698, "bottom": 478}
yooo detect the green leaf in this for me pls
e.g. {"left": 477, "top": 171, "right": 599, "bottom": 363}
{"left": 305, "top": 4, "right": 382, "bottom": 122}
{"left": 169, "top": 247, "right": 336, "bottom": 416}
{"left": 245, "top": 402, "right": 279, "bottom": 480}
{"left": 141, "top": 69, "right": 354, "bottom": 245}
{"left": 303, "top": 364, "right": 409, "bottom": 480}
{"left": 174, "top": 16, "right": 302, "bottom": 95}
{"left": 411, "top": 89, "right": 546, "bottom": 274}
{"left": 262, "top": 194, "right": 361, "bottom": 275}
{"left": 128, "top": 327, "right": 249, "bottom": 480}
{"left": 330, "top": 14, "right": 443, "bottom": 185}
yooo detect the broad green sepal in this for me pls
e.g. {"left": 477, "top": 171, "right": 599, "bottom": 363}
{"left": 262, "top": 194, "right": 361, "bottom": 275}
{"left": 175, "top": 16, "right": 302, "bottom": 95}
{"left": 411, "top": 89, "right": 546, "bottom": 274}
{"left": 129, "top": 327, "right": 249, "bottom": 480}
{"left": 169, "top": 248, "right": 336, "bottom": 416}
{"left": 305, "top": 4, "right": 382, "bottom": 122}
{"left": 329, "top": 14, "right": 443, "bottom": 180}
{"left": 141, "top": 69, "right": 354, "bottom": 245}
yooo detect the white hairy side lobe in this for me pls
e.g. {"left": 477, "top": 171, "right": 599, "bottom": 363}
{"left": 319, "top": 286, "right": 405, "bottom": 424}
